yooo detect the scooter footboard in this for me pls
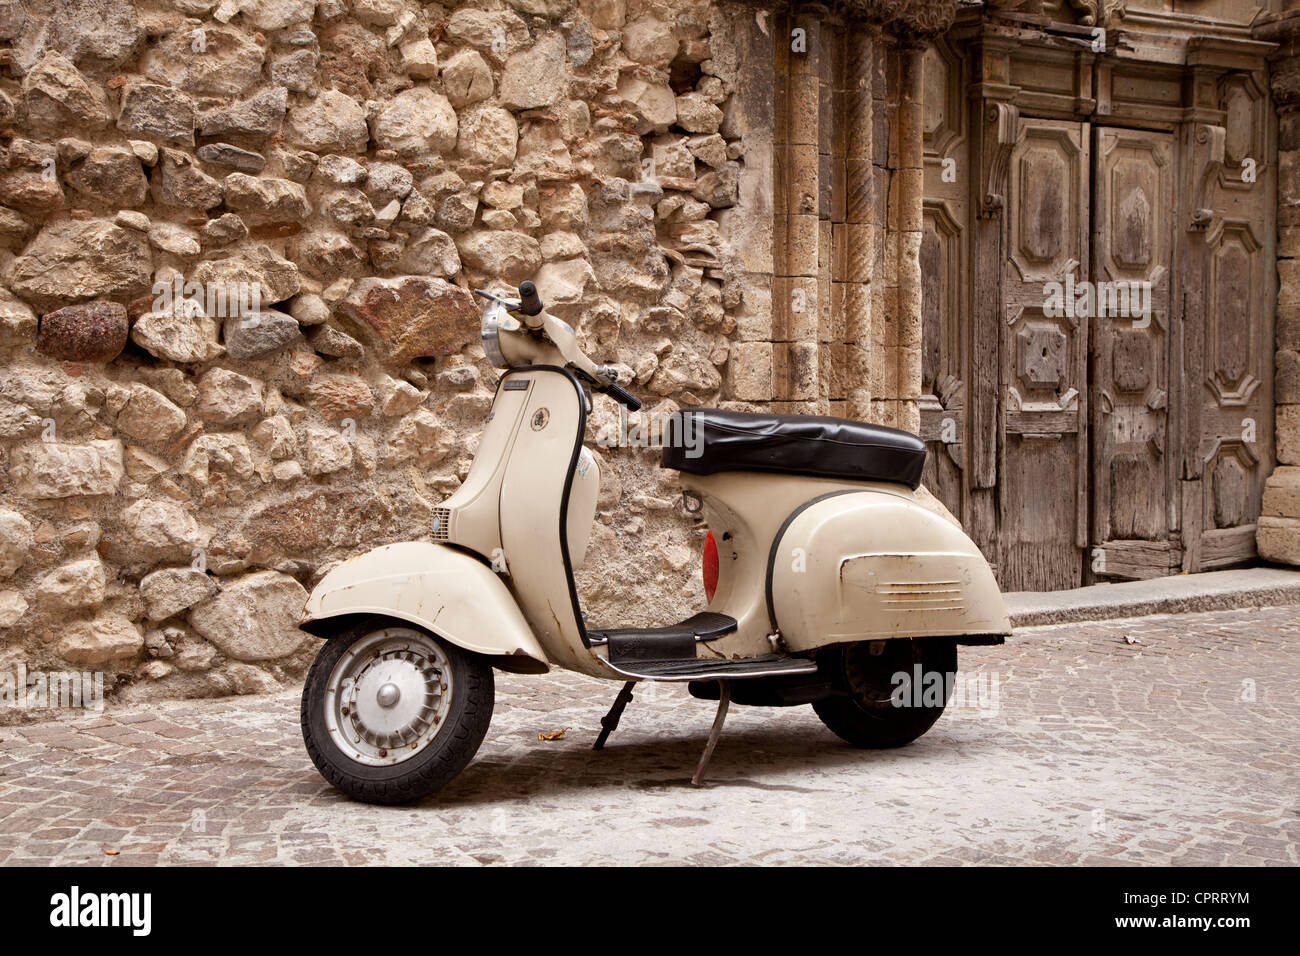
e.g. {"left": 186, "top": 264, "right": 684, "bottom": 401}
{"left": 768, "top": 490, "right": 1011, "bottom": 651}
{"left": 299, "top": 540, "right": 550, "bottom": 673}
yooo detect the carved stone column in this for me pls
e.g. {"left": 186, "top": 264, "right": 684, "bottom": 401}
{"left": 754, "top": 0, "right": 954, "bottom": 423}
{"left": 777, "top": 5, "right": 827, "bottom": 409}
{"left": 842, "top": 24, "right": 877, "bottom": 421}
{"left": 893, "top": 40, "right": 926, "bottom": 434}
{"left": 1254, "top": 11, "right": 1300, "bottom": 564}
{"left": 1253, "top": 11, "right": 1300, "bottom": 564}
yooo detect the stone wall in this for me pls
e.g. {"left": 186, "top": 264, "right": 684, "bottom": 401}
{"left": 0, "top": 0, "right": 787, "bottom": 713}
{"left": 0, "top": 0, "right": 938, "bottom": 714}
{"left": 1258, "top": 9, "right": 1300, "bottom": 565}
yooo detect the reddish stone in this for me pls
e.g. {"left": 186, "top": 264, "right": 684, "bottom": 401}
{"left": 37, "top": 301, "right": 128, "bottom": 363}
{"left": 128, "top": 293, "right": 157, "bottom": 319}
{"left": 240, "top": 489, "right": 396, "bottom": 556}
{"left": 303, "top": 374, "right": 375, "bottom": 420}
{"left": 335, "top": 275, "right": 478, "bottom": 367}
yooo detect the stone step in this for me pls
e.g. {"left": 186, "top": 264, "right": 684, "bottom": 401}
{"left": 1004, "top": 566, "right": 1300, "bottom": 628}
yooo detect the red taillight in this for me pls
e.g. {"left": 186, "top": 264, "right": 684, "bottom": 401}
{"left": 702, "top": 529, "right": 719, "bottom": 603}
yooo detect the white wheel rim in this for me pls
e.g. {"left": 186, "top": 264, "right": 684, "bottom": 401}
{"left": 323, "top": 628, "right": 453, "bottom": 767}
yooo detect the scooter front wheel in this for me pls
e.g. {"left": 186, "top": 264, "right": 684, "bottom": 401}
{"left": 301, "top": 618, "right": 494, "bottom": 804}
{"left": 813, "top": 638, "right": 957, "bottom": 748}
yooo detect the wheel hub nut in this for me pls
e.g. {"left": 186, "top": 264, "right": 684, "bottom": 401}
{"left": 376, "top": 682, "right": 401, "bottom": 708}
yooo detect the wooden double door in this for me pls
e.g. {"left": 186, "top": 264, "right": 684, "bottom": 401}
{"left": 922, "top": 116, "right": 1274, "bottom": 592}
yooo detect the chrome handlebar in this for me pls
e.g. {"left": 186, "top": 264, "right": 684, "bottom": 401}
{"left": 474, "top": 282, "right": 641, "bottom": 410}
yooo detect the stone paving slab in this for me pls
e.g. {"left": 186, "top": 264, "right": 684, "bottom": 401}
{"left": 0, "top": 604, "right": 1297, "bottom": 865}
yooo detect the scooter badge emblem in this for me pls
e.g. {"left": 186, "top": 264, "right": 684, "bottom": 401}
{"left": 531, "top": 408, "right": 550, "bottom": 431}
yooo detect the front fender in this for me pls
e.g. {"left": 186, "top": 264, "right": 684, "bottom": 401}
{"left": 299, "top": 541, "right": 549, "bottom": 673}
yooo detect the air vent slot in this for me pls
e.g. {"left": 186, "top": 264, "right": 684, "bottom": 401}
{"left": 877, "top": 580, "right": 963, "bottom": 611}
{"left": 431, "top": 507, "right": 451, "bottom": 540}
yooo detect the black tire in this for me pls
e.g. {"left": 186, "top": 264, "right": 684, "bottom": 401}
{"left": 301, "top": 618, "right": 494, "bottom": 805}
{"left": 812, "top": 638, "right": 957, "bottom": 748}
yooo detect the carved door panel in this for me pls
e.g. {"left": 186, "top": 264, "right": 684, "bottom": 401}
{"left": 1090, "top": 128, "right": 1178, "bottom": 580}
{"left": 919, "top": 201, "right": 965, "bottom": 520}
{"left": 919, "top": 40, "right": 967, "bottom": 524}
{"left": 1191, "top": 219, "right": 1271, "bottom": 566}
{"left": 1184, "top": 73, "right": 1275, "bottom": 570}
{"left": 999, "top": 118, "right": 1090, "bottom": 591}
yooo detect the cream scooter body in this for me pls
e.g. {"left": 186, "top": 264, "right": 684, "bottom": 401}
{"left": 302, "top": 369, "right": 1009, "bottom": 667}
{"left": 298, "top": 282, "right": 1010, "bottom": 803}
{"left": 681, "top": 471, "right": 1008, "bottom": 657}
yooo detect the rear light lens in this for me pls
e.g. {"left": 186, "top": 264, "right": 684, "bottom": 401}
{"left": 702, "top": 529, "right": 719, "bottom": 603}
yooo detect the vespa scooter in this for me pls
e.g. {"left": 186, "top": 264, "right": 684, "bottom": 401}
{"left": 298, "top": 280, "right": 1011, "bottom": 804}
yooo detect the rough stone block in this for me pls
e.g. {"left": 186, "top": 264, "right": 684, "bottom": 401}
{"left": 1279, "top": 404, "right": 1300, "bottom": 466}
{"left": 1257, "top": 515, "right": 1300, "bottom": 565}
{"left": 1262, "top": 466, "right": 1300, "bottom": 518}
{"left": 727, "top": 342, "right": 772, "bottom": 401}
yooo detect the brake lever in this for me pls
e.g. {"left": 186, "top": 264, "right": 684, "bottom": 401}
{"left": 603, "top": 382, "right": 642, "bottom": 411}
{"left": 581, "top": 366, "right": 642, "bottom": 411}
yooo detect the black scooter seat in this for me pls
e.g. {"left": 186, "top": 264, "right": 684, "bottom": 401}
{"left": 661, "top": 408, "right": 926, "bottom": 488}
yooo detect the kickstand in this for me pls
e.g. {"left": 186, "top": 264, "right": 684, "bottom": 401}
{"left": 593, "top": 680, "right": 637, "bottom": 750}
{"left": 691, "top": 679, "right": 731, "bottom": 787}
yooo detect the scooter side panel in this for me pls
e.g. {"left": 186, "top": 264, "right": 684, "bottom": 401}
{"left": 299, "top": 540, "right": 550, "bottom": 670}
{"left": 680, "top": 470, "right": 878, "bottom": 659}
{"left": 771, "top": 491, "right": 1011, "bottom": 650}
{"left": 497, "top": 369, "right": 604, "bottom": 677}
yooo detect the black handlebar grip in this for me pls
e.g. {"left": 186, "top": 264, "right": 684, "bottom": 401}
{"left": 605, "top": 382, "right": 642, "bottom": 411}
{"left": 517, "top": 280, "right": 543, "bottom": 316}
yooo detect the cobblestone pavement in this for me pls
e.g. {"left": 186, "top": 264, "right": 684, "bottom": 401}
{"left": 0, "top": 604, "right": 1296, "bottom": 866}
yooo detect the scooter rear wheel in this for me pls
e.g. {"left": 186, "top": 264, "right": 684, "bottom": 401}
{"left": 813, "top": 638, "right": 957, "bottom": 748}
{"left": 301, "top": 618, "right": 494, "bottom": 804}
